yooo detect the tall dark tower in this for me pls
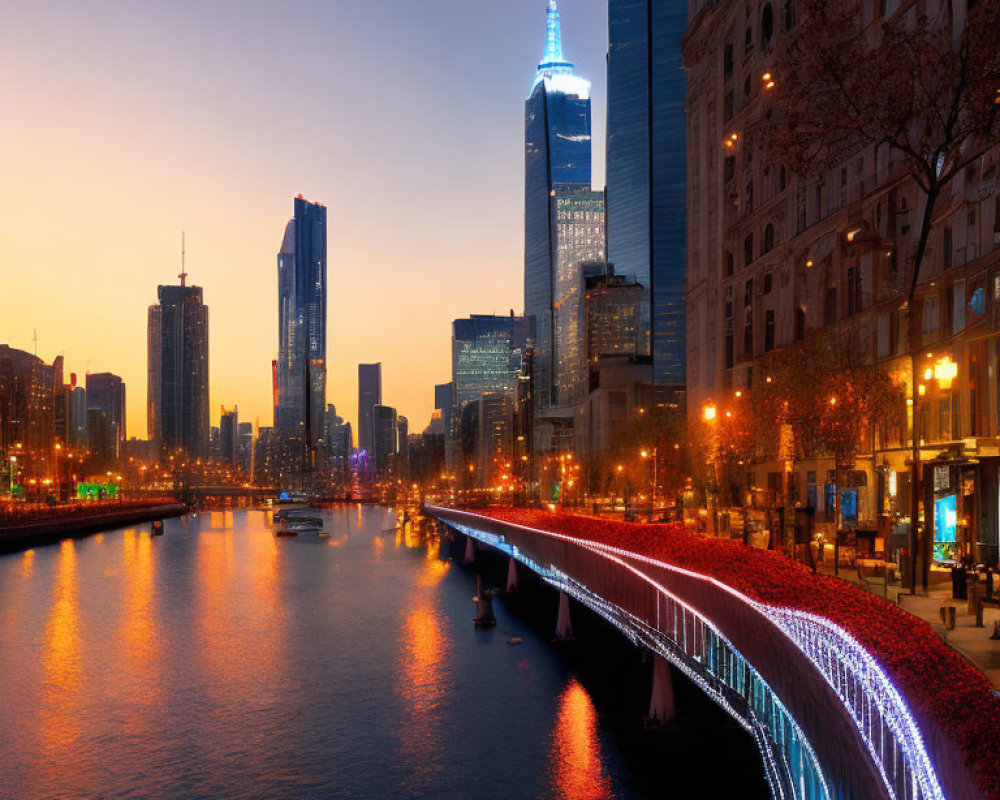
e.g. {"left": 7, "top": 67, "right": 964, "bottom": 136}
{"left": 524, "top": 0, "right": 593, "bottom": 409}
{"left": 358, "top": 363, "right": 382, "bottom": 454}
{"left": 606, "top": 0, "right": 687, "bottom": 391}
{"left": 276, "top": 195, "right": 328, "bottom": 470}
{"left": 148, "top": 241, "right": 209, "bottom": 457}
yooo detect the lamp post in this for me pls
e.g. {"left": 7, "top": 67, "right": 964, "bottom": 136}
{"left": 641, "top": 447, "right": 658, "bottom": 520}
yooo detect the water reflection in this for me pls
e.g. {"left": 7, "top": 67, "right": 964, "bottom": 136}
{"left": 38, "top": 539, "right": 84, "bottom": 759}
{"left": 119, "top": 530, "right": 159, "bottom": 681}
{"left": 395, "top": 539, "right": 452, "bottom": 789}
{"left": 19, "top": 548, "right": 34, "bottom": 578}
{"left": 548, "top": 679, "right": 614, "bottom": 800}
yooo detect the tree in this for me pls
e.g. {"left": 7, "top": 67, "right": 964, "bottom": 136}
{"left": 768, "top": 0, "right": 1000, "bottom": 588}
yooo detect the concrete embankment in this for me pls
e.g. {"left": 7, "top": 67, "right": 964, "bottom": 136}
{"left": 0, "top": 503, "right": 187, "bottom": 551}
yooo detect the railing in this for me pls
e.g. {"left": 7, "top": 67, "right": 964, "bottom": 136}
{"left": 429, "top": 507, "right": 959, "bottom": 800}
{"left": 443, "top": 517, "right": 830, "bottom": 800}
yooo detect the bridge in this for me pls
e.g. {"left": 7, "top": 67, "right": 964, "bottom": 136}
{"left": 426, "top": 505, "right": 992, "bottom": 800}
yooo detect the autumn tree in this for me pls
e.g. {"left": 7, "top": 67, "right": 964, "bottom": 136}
{"left": 768, "top": 0, "right": 1000, "bottom": 585}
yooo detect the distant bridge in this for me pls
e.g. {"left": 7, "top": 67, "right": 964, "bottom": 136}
{"left": 426, "top": 506, "right": 981, "bottom": 800}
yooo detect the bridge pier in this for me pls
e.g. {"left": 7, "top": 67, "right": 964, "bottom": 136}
{"left": 506, "top": 556, "right": 518, "bottom": 593}
{"left": 646, "top": 655, "right": 676, "bottom": 727}
{"left": 554, "top": 591, "right": 574, "bottom": 641}
{"left": 463, "top": 535, "right": 476, "bottom": 565}
{"left": 474, "top": 574, "right": 496, "bottom": 628}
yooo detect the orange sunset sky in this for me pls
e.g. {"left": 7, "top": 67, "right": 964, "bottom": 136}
{"left": 1, "top": 0, "right": 607, "bottom": 438}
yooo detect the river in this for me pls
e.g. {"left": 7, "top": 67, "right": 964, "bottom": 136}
{"left": 0, "top": 507, "right": 765, "bottom": 800}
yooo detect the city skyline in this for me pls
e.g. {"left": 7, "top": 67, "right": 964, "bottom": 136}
{"left": 0, "top": 0, "right": 611, "bottom": 440}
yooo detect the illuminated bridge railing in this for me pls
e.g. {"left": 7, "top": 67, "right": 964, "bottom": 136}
{"left": 591, "top": 542, "right": 945, "bottom": 800}
{"left": 426, "top": 507, "right": 963, "bottom": 800}
{"left": 444, "top": 519, "right": 829, "bottom": 800}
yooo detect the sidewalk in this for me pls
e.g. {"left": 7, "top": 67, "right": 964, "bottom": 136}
{"left": 816, "top": 560, "right": 1000, "bottom": 691}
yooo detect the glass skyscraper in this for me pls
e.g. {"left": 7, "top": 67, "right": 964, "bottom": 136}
{"left": 276, "top": 195, "right": 327, "bottom": 464}
{"left": 524, "top": 0, "right": 593, "bottom": 410}
{"left": 358, "top": 362, "right": 382, "bottom": 454}
{"left": 552, "top": 190, "right": 605, "bottom": 406}
{"left": 451, "top": 315, "right": 532, "bottom": 412}
{"left": 148, "top": 279, "right": 209, "bottom": 457}
{"left": 606, "top": 0, "right": 687, "bottom": 387}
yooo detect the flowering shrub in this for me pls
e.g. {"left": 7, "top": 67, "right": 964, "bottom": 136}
{"left": 474, "top": 507, "right": 1000, "bottom": 800}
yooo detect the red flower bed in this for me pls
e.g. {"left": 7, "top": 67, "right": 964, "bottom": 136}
{"left": 472, "top": 507, "right": 1000, "bottom": 799}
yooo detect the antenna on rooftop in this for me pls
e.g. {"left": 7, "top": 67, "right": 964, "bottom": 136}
{"left": 179, "top": 231, "right": 188, "bottom": 287}
{"left": 32, "top": 329, "right": 38, "bottom": 357}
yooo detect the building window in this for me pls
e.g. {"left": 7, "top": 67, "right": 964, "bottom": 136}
{"left": 943, "top": 226, "right": 953, "bottom": 269}
{"left": 744, "top": 74, "right": 752, "bottom": 98}
{"left": 724, "top": 90, "right": 734, "bottom": 122}
{"left": 724, "top": 156, "right": 736, "bottom": 183}
{"left": 779, "top": 165, "right": 787, "bottom": 191}
{"left": 746, "top": 180, "right": 754, "bottom": 214}
{"left": 923, "top": 296, "right": 940, "bottom": 334}
{"left": 795, "top": 307, "right": 806, "bottom": 341}
{"left": 763, "top": 272, "right": 773, "bottom": 294}
{"left": 762, "top": 223, "right": 775, "bottom": 254}
{"left": 783, "top": 0, "right": 797, "bottom": 29}
{"left": 765, "top": 310, "right": 775, "bottom": 351}
{"left": 745, "top": 26, "right": 753, "bottom": 51}
{"left": 847, "top": 266, "right": 861, "bottom": 315}
{"left": 744, "top": 233, "right": 755, "bottom": 266}
{"left": 762, "top": 3, "right": 774, "bottom": 42}
{"left": 724, "top": 250, "right": 735, "bottom": 277}
{"left": 724, "top": 44, "right": 734, "bottom": 78}
{"left": 824, "top": 286, "right": 838, "bottom": 325}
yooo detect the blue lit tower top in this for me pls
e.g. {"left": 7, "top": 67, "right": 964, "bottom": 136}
{"left": 538, "top": 0, "right": 572, "bottom": 74}
{"left": 524, "top": 0, "right": 593, "bottom": 410}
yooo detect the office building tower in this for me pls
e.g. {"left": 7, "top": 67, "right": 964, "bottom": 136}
{"left": 586, "top": 267, "right": 644, "bottom": 370}
{"left": 434, "top": 382, "right": 455, "bottom": 439}
{"left": 276, "top": 195, "right": 328, "bottom": 464}
{"left": 358, "top": 363, "right": 382, "bottom": 453}
{"left": 220, "top": 406, "right": 238, "bottom": 464}
{"left": 606, "top": 0, "right": 687, "bottom": 387}
{"left": 397, "top": 415, "right": 409, "bottom": 477}
{"left": 70, "top": 384, "right": 87, "bottom": 447}
{"left": 237, "top": 422, "right": 253, "bottom": 472}
{"left": 552, "top": 194, "right": 606, "bottom": 405}
{"left": 147, "top": 260, "right": 210, "bottom": 457}
{"left": 452, "top": 315, "right": 532, "bottom": 413}
{"left": 525, "top": 0, "right": 593, "bottom": 409}
{"left": 372, "top": 404, "right": 397, "bottom": 475}
{"left": 86, "top": 372, "right": 125, "bottom": 461}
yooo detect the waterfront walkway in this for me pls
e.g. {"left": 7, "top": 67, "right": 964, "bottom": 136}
{"left": 0, "top": 500, "right": 186, "bottom": 549}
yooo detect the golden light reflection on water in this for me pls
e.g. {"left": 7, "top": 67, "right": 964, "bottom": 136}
{"left": 548, "top": 679, "right": 614, "bottom": 800}
{"left": 396, "top": 552, "right": 451, "bottom": 786}
{"left": 119, "top": 530, "right": 158, "bottom": 680}
{"left": 19, "top": 549, "right": 35, "bottom": 578}
{"left": 38, "top": 539, "right": 83, "bottom": 758}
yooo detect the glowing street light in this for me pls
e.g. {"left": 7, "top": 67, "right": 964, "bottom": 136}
{"left": 703, "top": 404, "right": 718, "bottom": 422}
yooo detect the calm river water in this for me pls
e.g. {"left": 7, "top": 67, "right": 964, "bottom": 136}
{"left": 0, "top": 507, "right": 763, "bottom": 800}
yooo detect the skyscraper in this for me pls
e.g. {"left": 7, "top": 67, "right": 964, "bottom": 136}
{"left": 372, "top": 404, "right": 397, "bottom": 475}
{"left": 358, "top": 363, "right": 382, "bottom": 454}
{"left": 219, "top": 406, "right": 238, "bottom": 464}
{"left": 451, "top": 315, "right": 531, "bottom": 412}
{"left": 524, "top": 0, "right": 593, "bottom": 410}
{"left": 86, "top": 372, "right": 125, "bottom": 462}
{"left": 606, "top": 0, "right": 687, "bottom": 388}
{"left": 147, "top": 258, "right": 210, "bottom": 458}
{"left": 276, "top": 195, "right": 328, "bottom": 466}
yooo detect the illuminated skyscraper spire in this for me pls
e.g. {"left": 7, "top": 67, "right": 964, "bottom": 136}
{"left": 538, "top": 0, "right": 573, "bottom": 73}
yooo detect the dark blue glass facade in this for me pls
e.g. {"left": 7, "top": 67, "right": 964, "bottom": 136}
{"left": 606, "top": 0, "right": 687, "bottom": 387}
{"left": 276, "top": 196, "right": 327, "bottom": 458}
{"left": 524, "top": 1, "right": 593, "bottom": 409}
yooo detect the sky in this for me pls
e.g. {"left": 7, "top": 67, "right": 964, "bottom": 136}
{"left": 0, "top": 0, "right": 609, "bottom": 440}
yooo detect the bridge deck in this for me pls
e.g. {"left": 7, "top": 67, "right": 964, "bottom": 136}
{"left": 427, "top": 506, "right": 999, "bottom": 800}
